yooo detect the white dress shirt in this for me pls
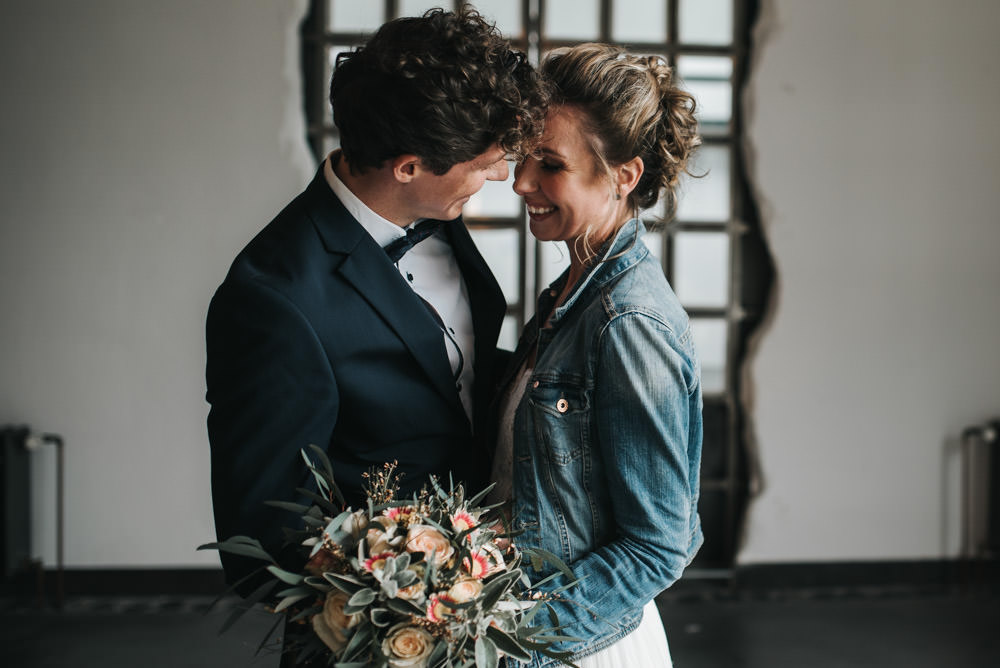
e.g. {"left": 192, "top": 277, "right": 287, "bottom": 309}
{"left": 323, "top": 152, "right": 476, "bottom": 422}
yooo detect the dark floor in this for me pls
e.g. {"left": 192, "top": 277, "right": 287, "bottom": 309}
{"left": 3, "top": 588, "right": 999, "bottom": 667}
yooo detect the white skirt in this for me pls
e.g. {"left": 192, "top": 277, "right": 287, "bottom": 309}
{"left": 576, "top": 600, "right": 672, "bottom": 668}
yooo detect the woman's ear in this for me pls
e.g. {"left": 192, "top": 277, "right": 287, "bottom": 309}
{"left": 615, "top": 156, "right": 644, "bottom": 198}
{"left": 390, "top": 154, "right": 422, "bottom": 183}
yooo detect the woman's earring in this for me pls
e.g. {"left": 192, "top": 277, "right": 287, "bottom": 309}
{"left": 614, "top": 189, "right": 622, "bottom": 200}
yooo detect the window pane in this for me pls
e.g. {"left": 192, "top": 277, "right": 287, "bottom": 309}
{"left": 677, "top": 144, "right": 730, "bottom": 223}
{"left": 677, "top": 55, "right": 733, "bottom": 80}
{"left": 465, "top": 162, "right": 521, "bottom": 219}
{"left": 397, "top": 0, "right": 452, "bottom": 19}
{"left": 538, "top": 240, "right": 570, "bottom": 290}
{"left": 543, "top": 0, "right": 599, "bottom": 40}
{"left": 673, "top": 231, "right": 729, "bottom": 308}
{"left": 471, "top": 0, "right": 523, "bottom": 38}
{"left": 690, "top": 318, "right": 727, "bottom": 393}
{"left": 612, "top": 0, "right": 666, "bottom": 43}
{"left": 643, "top": 230, "right": 664, "bottom": 264}
{"left": 679, "top": 0, "right": 733, "bottom": 46}
{"left": 329, "top": 1, "right": 385, "bottom": 32}
{"left": 679, "top": 56, "right": 732, "bottom": 135}
{"left": 469, "top": 227, "right": 520, "bottom": 305}
{"left": 499, "top": 314, "right": 519, "bottom": 351}
{"left": 322, "top": 134, "right": 340, "bottom": 157}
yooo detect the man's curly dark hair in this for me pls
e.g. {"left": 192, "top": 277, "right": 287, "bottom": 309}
{"left": 330, "top": 6, "right": 548, "bottom": 175}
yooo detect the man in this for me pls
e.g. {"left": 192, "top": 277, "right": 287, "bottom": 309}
{"left": 205, "top": 6, "right": 546, "bottom": 601}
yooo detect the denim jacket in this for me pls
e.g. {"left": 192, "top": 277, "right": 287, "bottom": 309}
{"left": 504, "top": 219, "right": 703, "bottom": 666}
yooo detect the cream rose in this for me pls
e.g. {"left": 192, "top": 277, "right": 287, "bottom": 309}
{"left": 368, "top": 517, "right": 404, "bottom": 554}
{"left": 382, "top": 623, "right": 435, "bottom": 668}
{"left": 397, "top": 579, "right": 426, "bottom": 602}
{"left": 447, "top": 578, "right": 483, "bottom": 603}
{"left": 311, "top": 590, "right": 361, "bottom": 652}
{"left": 340, "top": 509, "right": 369, "bottom": 539}
{"left": 406, "top": 525, "right": 454, "bottom": 566}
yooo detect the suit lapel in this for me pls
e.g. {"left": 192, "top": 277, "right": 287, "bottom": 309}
{"left": 302, "top": 170, "right": 466, "bottom": 416}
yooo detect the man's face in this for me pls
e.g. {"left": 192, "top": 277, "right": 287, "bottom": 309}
{"left": 409, "top": 145, "right": 509, "bottom": 221}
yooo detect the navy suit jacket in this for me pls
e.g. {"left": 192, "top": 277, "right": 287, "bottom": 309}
{"left": 206, "top": 168, "right": 506, "bottom": 586}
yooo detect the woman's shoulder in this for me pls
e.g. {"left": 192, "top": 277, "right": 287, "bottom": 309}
{"left": 601, "top": 250, "right": 689, "bottom": 332}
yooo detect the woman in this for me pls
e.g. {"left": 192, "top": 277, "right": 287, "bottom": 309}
{"left": 492, "top": 44, "right": 704, "bottom": 667}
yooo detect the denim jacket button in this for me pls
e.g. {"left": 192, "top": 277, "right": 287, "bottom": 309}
{"left": 556, "top": 398, "right": 569, "bottom": 413}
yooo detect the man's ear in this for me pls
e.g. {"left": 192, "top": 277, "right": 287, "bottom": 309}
{"left": 391, "top": 154, "right": 422, "bottom": 184}
{"left": 615, "top": 156, "right": 644, "bottom": 198}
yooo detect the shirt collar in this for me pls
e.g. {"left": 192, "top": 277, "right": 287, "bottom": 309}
{"left": 323, "top": 150, "right": 412, "bottom": 247}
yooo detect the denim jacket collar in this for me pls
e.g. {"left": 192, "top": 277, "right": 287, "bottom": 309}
{"left": 542, "top": 217, "right": 648, "bottom": 329}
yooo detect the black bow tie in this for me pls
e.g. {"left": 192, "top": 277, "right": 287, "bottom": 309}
{"left": 383, "top": 219, "right": 446, "bottom": 263}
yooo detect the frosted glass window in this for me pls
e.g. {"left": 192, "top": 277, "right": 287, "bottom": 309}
{"left": 329, "top": 2, "right": 384, "bottom": 32}
{"left": 499, "top": 314, "right": 519, "bottom": 351}
{"left": 472, "top": 0, "right": 522, "bottom": 37}
{"left": 643, "top": 230, "right": 664, "bottom": 263}
{"left": 469, "top": 228, "right": 520, "bottom": 305}
{"left": 673, "top": 231, "right": 729, "bottom": 308}
{"left": 679, "top": 0, "right": 733, "bottom": 46}
{"left": 465, "top": 162, "right": 521, "bottom": 218}
{"left": 676, "top": 145, "right": 730, "bottom": 223}
{"left": 612, "top": 0, "right": 667, "bottom": 43}
{"left": 677, "top": 55, "right": 733, "bottom": 80}
{"left": 690, "top": 318, "right": 727, "bottom": 393}
{"left": 397, "top": 1, "right": 450, "bottom": 19}
{"left": 543, "top": 0, "right": 599, "bottom": 40}
{"left": 538, "top": 241, "right": 570, "bottom": 290}
{"left": 322, "top": 135, "right": 340, "bottom": 157}
{"left": 687, "top": 79, "right": 731, "bottom": 130}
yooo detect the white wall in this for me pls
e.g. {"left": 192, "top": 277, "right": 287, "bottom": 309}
{"left": 0, "top": 0, "right": 313, "bottom": 566}
{"left": 741, "top": 0, "right": 1000, "bottom": 562}
{"left": 2, "top": 0, "right": 998, "bottom": 570}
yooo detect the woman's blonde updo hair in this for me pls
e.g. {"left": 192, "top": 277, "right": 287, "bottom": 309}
{"left": 541, "top": 43, "right": 701, "bottom": 220}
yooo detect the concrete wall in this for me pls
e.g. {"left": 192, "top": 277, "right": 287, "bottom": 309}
{"left": 0, "top": 0, "right": 313, "bottom": 566}
{"left": 741, "top": 0, "right": 1000, "bottom": 562}
{"left": 1, "top": 0, "right": 998, "bottom": 568}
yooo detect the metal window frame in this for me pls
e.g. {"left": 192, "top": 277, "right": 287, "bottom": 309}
{"left": 300, "top": 0, "right": 771, "bottom": 570}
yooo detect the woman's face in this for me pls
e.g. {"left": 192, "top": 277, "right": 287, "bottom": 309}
{"left": 513, "top": 106, "right": 619, "bottom": 251}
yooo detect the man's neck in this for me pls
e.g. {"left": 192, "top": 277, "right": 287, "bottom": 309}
{"left": 332, "top": 152, "right": 411, "bottom": 228}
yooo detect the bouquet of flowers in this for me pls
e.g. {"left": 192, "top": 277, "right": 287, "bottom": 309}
{"left": 200, "top": 446, "right": 578, "bottom": 667}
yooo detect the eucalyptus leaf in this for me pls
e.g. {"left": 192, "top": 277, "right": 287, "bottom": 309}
{"left": 485, "top": 626, "right": 532, "bottom": 662}
{"left": 323, "top": 572, "right": 365, "bottom": 595}
{"left": 426, "top": 640, "right": 448, "bottom": 667}
{"left": 340, "top": 622, "right": 374, "bottom": 663}
{"left": 475, "top": 636, "right": 499, "bottom": 668}
{"left": 347, "top": 587, "right": 376, "bottom": 608}
{"left": 273, "top": 593, "right": 311, "bottom": 613}
{"left": 198, "top": 540, "right": 273, "bottom": 563}
{"left": 522, "top": 547, "right": 575, "bottom": 581}
{"left": 266, "top": 565, "right": 304, "bottom": 585}
{"left": 386, "top": 597, "right": 425, "bottom": 616}
{"left": 305, "top": 444, "right": 346, "bottom": 507}
{"left": 288, "top": 603, "right": 323, "bottom": 623}
{"left": 369, "top": 607, "right": 393, "bottom": 627}
{"left": 275, "top": 585, "right": 314, "bottom": 599}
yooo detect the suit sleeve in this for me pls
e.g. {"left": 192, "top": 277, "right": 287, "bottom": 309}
{"left": 206, "top": 277, "right": 339, "bottom": 590}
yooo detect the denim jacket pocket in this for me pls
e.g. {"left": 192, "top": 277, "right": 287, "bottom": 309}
{"left": 527, "top": 378, "right": 590, "bottom": 466}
